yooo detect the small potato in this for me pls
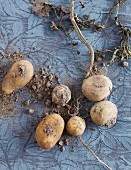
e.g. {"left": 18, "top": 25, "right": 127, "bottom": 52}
{"left": 90, "top": 101, "right": 118, "bottom": 127}
{"left": 52, "top": 84, "right": 71, "bottom": 106}
{"left": 66, "top": 116, "right": 86, "bottom": 136}
{"left": 2, "top": 60, "right": 33, "bottom": 94}
{"left": 82, "top": 75, "right": 112, "bottom": 102}
{"left": 36, "top": 114, "right": 64, "bottom": 149}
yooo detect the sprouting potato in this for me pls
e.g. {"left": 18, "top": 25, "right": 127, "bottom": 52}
{"left": 82, "top": 75, "right": 112, "bottom": 102}
{"left": 2, "top": 60, "right": 34, "bottom": 94}
{"left": 36, "top": 114, "right": 64, "bottom": 149}
{"left": 90, "top": 101, "right": 118, "bottom": 127}
{"left": 66, "top": 116, "right": 86, "bottom": 136}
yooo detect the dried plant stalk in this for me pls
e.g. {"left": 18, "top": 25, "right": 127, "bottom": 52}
{"left": 70, "top": 0, "right": 94, "bottom": 78}
{"left": 79, "top": 136, "right": 112, "bottom": 170}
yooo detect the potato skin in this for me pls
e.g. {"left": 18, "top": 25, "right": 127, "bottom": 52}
{"left": 36, "top": 114, "right": 64, "bottom": 149}
{"left": 90, "top": 101, "right": 118, "bottom": 127}
{"left": 66, "top": 116, "right": 86, "bottom": 136}
{"left": 2, "top": 60, "right": 33, "bottom": 94}
{"left": 82, "top": 75, "right": 112, "bottom": 102}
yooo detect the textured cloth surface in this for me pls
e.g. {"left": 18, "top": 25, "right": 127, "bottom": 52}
{"left": 0, "top": 0, "right": 131, "bottom": 170}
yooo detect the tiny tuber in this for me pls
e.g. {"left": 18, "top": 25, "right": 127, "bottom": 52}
{"left": 90, "top": 101, "right": 118, "bottom": 127}
{"left": 66, "top": 116, "right": 86, "bottom": 136}
{"left": 52, "top": 84, "right": 71, "bottom": 106}
{"left": 36, "top": 114, "right": 64, "bottom": 149}
{"left": 2, "top": 60, "right": 34, "bottom": 94}
{"left": 82, "top": 75, "right": 112, "bottom": 102}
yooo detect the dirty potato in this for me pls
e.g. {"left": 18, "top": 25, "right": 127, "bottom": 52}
{"left": 36, "top": 114, "right": 64, "bottom": 149}
{"left": 52, "top": 84, "right": 71, "bottom": 106}
{"left": 66, "top": 116, "right": 86, "bottom": 136}
{"left": 90, "top": 101, "right": 118, "bottom": 127}
{"left": 2, "top": 60, "right": 34, "bottom": 94}
{"left": 82, "top": 75, "right": 112, "bottom": 102}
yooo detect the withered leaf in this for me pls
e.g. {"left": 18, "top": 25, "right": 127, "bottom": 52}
{"left": 31, "top": 0, "right": 52, "bottom": 17}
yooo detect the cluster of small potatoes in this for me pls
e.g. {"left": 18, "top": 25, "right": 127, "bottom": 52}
{"left": 36, "top": 84, "right": 86, "bottom": 149}
{"left": 1, "top": 60, "right": 84, "bottom": 149}
{"left": 2, "top": 60, "right": 117, "bottom": 149}
{"left": 36, "top": 75, "right": 118, "bottom": 149}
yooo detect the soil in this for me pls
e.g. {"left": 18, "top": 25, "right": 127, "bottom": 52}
{"left": 27, "top": 67, "right": 61, "bottom": 102}
{"left": 0, "top": 51, "right": 24, "bottom": 63}
{"left": 0, "top": 93, "right": 14, "bottom": 114}
{"left": 19, "top": 65, "right": 26, "bottom": 76}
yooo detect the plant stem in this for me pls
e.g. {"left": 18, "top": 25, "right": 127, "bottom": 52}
{"left": 70, "top": 0, "right": 94, "bottom": 79}
{"left": 79, "top": 136, "right": 112, "bottom": 170}
{"left": 104, "top": 0, "right": 125, "bottom": 27}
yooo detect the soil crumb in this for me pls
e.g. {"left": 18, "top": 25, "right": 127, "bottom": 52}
{"left": 0, "top": 93, "right": 14, "bottom": 114}
{"left": 0, "top": 51, "right": 24, "bottom": 63}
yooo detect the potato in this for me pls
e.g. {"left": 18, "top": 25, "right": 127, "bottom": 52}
{"left": 90, "top": 101, "right": 118, "bottom": 127}
{"left": 66, "top": 116, "right": 86, "bottom": 136}
{"left": 2, "top": 60, "right": 34, "bottom": 94}
{"left": 52, "top": 84, "right": 71, "bottom": 106}
{"left": 82, "top": 75, "right": 112, "bottom": 102}
{"left": 36, "top": 114, "right": 64, "bottom": 149}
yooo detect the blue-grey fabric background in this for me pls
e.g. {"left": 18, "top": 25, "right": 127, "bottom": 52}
{"left": 0, "top": 0, "right": 131, "bottom": 170}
